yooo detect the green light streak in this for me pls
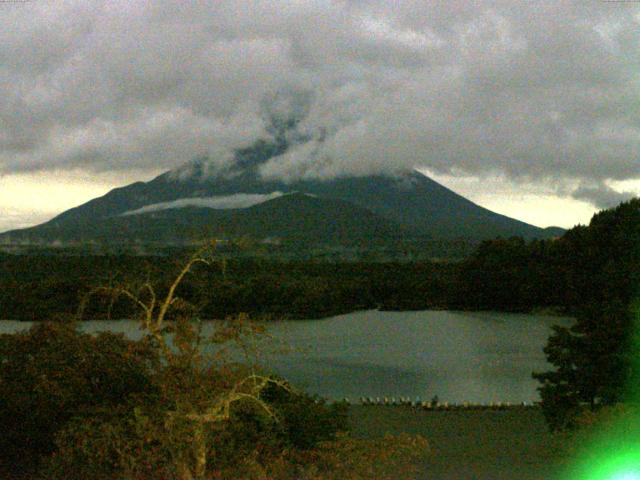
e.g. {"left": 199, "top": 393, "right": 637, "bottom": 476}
{"left": 611, "top": 473, "right": 640, "bottom": 480}
{"left": 562, "top": 304, "right": 640, "bottom": 480}
{"left": 569, "top": 449, "right": 640, "bottom": 480}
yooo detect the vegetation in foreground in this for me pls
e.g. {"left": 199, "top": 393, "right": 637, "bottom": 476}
{"left": 533, "top": 199, "right": 640, "bottom": 431}
{"left": 0, "top": 247, "right": 428, "bottom": 479}
{"left": 0, "top": 198, "right": 638, "bottom": 476}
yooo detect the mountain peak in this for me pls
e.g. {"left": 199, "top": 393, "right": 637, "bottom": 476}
{"left": 0, "top": 149, "right": 563, "bottom": 247}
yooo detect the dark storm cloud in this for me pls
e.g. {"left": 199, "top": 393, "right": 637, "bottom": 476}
{"left": 571, "top": 182, "right": 637, "bottom": 210}
{"left": 0, "top": 0, "right": 639, "bottom": 206}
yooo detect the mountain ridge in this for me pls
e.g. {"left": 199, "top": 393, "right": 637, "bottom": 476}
{"left": 0, "top": 137, "right": 565, "bottom": 248}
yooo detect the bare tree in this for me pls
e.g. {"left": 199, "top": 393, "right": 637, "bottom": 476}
{"left": 78, "top": 242, "right": 290, "bottom": 480}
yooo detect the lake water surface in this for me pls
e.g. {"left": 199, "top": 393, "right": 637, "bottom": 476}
{"left": 0, "top": 310, "right": 571, "bottom": 404}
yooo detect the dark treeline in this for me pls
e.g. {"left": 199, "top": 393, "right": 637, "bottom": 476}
{"left": 0, "top": 255, "right": 460, "bottom": 320}
{"left": 1, "top": 199, "right": 637, "bottom": 321}
{"left": 460, "top": 200, "right": 639, "bottom": 315}
{"left": 0, "top": 239, "right": 607, "bottom": 322}
{"left": 531, "top": 199, "right": 640, "bottom": 429}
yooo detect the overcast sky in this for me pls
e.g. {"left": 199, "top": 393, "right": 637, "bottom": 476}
{"left": 1, "top": 0, "right": 639, "bottom": 232}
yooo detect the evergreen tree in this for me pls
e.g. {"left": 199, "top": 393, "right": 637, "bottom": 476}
{"left": 534, "top": 199, "right": 640, "bottom": 430}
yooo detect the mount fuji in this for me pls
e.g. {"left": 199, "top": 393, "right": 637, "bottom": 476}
{"left": 0, "top": 138, "right": 563, "bottom": 249}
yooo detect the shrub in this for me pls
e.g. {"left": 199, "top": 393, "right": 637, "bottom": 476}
{"left": 0, "top": 322, "right": 158, "bottom": 474}
{"left": 47, "top": 404, "right": 173, "bottom": 480}
{"left": 212, "top": 432, "right": 430, "bottom": 480}
{"left": 260, "top": 381, "right": 350, "bottom": 449}
{"left": 46, "top": 379, "right": 351, "bottom": 479}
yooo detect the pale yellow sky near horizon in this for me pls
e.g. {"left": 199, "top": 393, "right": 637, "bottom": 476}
{"left": 423, "top": 171, "right": 601, "bottom": 230}
{"left": 0, "top": 169, "right": 606, "bottom": 234}
{"left": 0, "top": 170, "right": 163, "bottom": 233}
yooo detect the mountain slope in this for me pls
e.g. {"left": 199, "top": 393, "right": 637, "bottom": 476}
{"left": 0, "top": 138, "right": 564, "bottom": 246}
{"left": 2, "top": 194, "right": 412, "bottom": 246}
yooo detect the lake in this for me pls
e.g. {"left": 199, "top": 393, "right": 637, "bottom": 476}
{"left": 0, "top": 310, "right": 571, "bottom": 404}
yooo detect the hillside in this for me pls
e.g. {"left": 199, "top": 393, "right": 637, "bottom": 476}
{"left": 0, "top": 138, "right": 564, "bottom": 248}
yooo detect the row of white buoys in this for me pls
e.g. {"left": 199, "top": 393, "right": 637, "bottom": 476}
{"left": 357, "top": 397, "right": 536, "bottom": 409}
{"left": 359, "top": 396, "right": 427, "bottom": 406}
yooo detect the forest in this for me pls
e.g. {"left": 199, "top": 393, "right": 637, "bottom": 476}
{"left": 0, "top": 254, "right": 458, "bottom": 321}
{"left": 1, "top": 198, "right": 636, "bottom": 321}
{"left": 0, "top": 199, "right": 638, "bottom": 478}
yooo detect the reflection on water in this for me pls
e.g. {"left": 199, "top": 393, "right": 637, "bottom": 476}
{"left": 0, "top": 310, "right": 572, "bottom": 403}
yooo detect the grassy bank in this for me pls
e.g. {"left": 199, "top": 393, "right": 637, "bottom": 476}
{"left": 349, "top": 405, "right": 565, "bottom": 480}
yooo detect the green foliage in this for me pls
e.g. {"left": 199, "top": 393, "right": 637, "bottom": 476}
{"left": 0, "top": 319, "right": 352, "bottom": 478}
{"left": 47, "top": 404, "right": 173, "bottom": 480}
{"left": 47, "top": 385, "right": 352, "bottom": 479}
{"left": 0, "top": 247, "right": 381, "bottom": 480}
{"left": 0, "top": 322, "right": 158, "bottom": 473}
{"left": 218, "top": 432, "right": 430, "bottom": 480}
{"left": 260, "top": 381, "right": 350, "bottom": 449}
{"left": 534, "top": 303, "right": 636, "bottom": 431}
{"left": 533, "top": 199, "right": 640, "bottom": 431}
{"left": 0, "top": 256, "right": 458, "bottom": 320}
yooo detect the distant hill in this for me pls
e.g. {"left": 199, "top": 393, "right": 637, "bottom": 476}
{"left": 0, "top": 138, "right": 564, "bottom": 249}
{"left": 3, "top": 193, "right": 412, "bottom": 246}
